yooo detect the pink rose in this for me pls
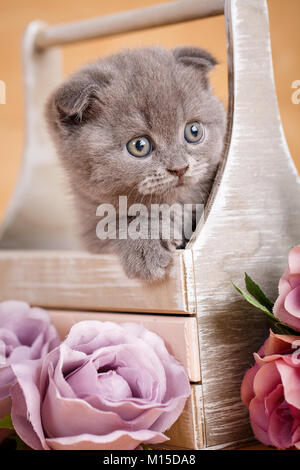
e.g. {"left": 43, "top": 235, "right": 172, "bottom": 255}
{"left": 0, "top": 300, "right": 60, "bottom": 417}
{"left": 273, "top": 246, "right": 300, "bottom": 331}
{"left": 241, "top": 330, "right": 300, "bottom": 449}
{"left": 10, "top": 321, "right": 190, "bottom": 450}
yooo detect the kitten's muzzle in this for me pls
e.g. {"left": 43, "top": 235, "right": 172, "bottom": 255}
{"left": 167, "top": 165, "right": 189, "bottom": 179}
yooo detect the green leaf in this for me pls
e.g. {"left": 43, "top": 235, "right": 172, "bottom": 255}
{"left": 233, "top": 281, "right": 300, "bottom": 336}
{"left": 232, "top": 283, "right": 274, "bottom": 317}
{"left": 244, "top": 273, "right": 274, "bottom": 312}
{"left": 272, "top": 321, "right": 300, "bottom": 336}
{"left": 0, "top": 414, "right": 14, "bottom": 430}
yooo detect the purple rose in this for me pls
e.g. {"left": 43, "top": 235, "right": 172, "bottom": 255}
{"left": 11, "top": 321, "right": 190, "bottom": 450}
{"left": 0, "top": 300, "right": 60, "bottom": 417}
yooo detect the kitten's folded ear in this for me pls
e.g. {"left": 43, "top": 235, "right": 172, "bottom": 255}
{"left": 172, "top": 46, "right": 217, "bottom": 88}
{"left": 47, "top": 73, "right": 103, "bottom": 132}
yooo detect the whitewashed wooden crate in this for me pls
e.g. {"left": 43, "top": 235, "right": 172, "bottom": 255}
{"left": 0, "top": 0, "right": 300, "bottom": 449}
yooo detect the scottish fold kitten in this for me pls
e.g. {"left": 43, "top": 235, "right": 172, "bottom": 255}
{"left": 46, "top": 46, "right": 226, "bottom": 281}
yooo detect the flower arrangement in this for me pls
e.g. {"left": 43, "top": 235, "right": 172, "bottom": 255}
{"left": 2, "top": 247, "right": 299, "bottom": 450}
{"left": 235, "top": 246, "right": 300, "bottom": 449}
{"left": 0, "top": 302, "right": 190, "bottom": 450}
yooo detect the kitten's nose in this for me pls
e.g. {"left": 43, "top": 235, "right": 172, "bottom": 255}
{"left": 167, "top": 165, "right": 189, "bottom": 178}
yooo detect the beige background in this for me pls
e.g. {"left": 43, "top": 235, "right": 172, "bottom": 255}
{"left": 0, "top": 0, "right": 299, "bottom": 222}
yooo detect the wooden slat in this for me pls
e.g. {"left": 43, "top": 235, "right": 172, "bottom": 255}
{"left": 142, "top": 385, "right": 204, "bottom": 450}
{"left": 165, "top": 384, "right": 204, "bottom": 449}
{"left": 35, "top": 0, "right": 224, "bottom": 50}
{"left": 0, "top": 23, "right": 80, "bottom": 252}
{"left": 0, "top": 250, "right": 194, "bottom": 314}
{"left": 48, "top": 310, "right": 201, "bottom": 382}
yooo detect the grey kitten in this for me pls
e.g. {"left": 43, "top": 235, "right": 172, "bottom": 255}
{"left": 46, "top": 46, "right": 226, "bottom": 281}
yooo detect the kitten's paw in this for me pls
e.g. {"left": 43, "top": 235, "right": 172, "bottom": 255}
{"left": 120, "top": 239, "right": 173, "bottom": 281}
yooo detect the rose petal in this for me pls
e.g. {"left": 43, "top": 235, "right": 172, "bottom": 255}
{"left": 10, "top": 361, "right": 48, "bottom": 450}
{"left": 40, "top": 346, "right": 85, "bottom": 399}
{"left": 42, "top": 377, "right": 136, "bottom": 438}
{"left": 0, "top": 301, "right": 60, "bottom": 405}
{"left": 253, "top": 362, "right": 281, "bottom": 399}
{"left": 250, "top": 420, "right": 272, "bottom": 447}
{"left": 263, "top": 331, "right": 297, "bottom": 356}
{"left": 8, "top": 345, "right": 33, "bottom": 363}
{"left": 65, "top": 321, "right": 131, "bottom": 353}
{"left": 97, "top": 371, "right": 132, "bottom": 400}
{"left": 0, "top": 395, "right": 11, "bottom": 418}
{"left": 268, "top": 401, "right": 294, "bottom": 449}
{"left": 290, "top": 407, "right": 300, "bottom": 427}
{"left": 65, "top": 359, "right": 101, "bottom": 397}
{"left": 0, "top": 301, "right": 30, "bottom": 319}
{"left": 249, "top": 397, "right": 269, "bottom": 431}
{"left": 0, "top": 329, "right": 20, "bottom": 352}
{"left": 248, "top": 397, "right": 273, "bottom": 446}
{"left": 241, "top": 364, "right": 259, "bottom": 407}
{"left": 42, "top": 375, "right": 177, "bottom": 437}
{"left": 0, "top": 365, "right": 16, "bottom": 398}
{"left": 277, "top": 269, "right": 292, "bottom": 296}
{"left": 276, "top": 359, "right": 300, "bottom": 410}
{"left": 66, "top": 361, "right": 132, "bottom": 401}
{"left": 288, "top": 274, "right": 300, "bottom": 289}
{"left": 148, "top": 395, "right": 188, "bottom": 433}
{"left": 85, "top": 394, "right": 165, "bottom": 429}
{"left": 295, "top": 441, "right": 300, "bottom": 450}
{"left": 123, "top": 323, "right": 189, "bottom": 401}
{"left": 288, "top": 246, "right": 300, "bottom": 274}
{"left": 292, "top": 425, "right": 300, "bottom": 445}
{"left": 273, "top": 294, "right": 300, "bottom": 330}
{"left": 284, "top": 286, "right": 300, "bottom": 319}
{"left": 117, "top": 366, "right": 160, "bottom": 401}
{"left": 264, "top": 384, "right": 284, "bottom": 417}
{"left": 46, "top": 429, "right": 168, "bottom": 450}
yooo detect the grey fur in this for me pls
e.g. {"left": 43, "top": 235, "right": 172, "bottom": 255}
{"left": 46, "top": 46, "right": 226, "bottom": 281}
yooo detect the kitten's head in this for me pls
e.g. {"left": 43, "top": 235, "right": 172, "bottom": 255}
{"left": 47, "top": 46, "right": 226, "bottom": 203}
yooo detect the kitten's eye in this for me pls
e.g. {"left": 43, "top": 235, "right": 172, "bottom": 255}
{"left": 126, "top": 136, "right": 152, "bottom": 158}
{"left": 184, "top": 122, "right": 205, "bottom": 143}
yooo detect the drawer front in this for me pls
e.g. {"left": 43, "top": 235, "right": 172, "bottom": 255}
{"left": 48, "top": 310, "right": 201, "bottom": 382}
{"left": 0, "top": 250, "right": 196, "bottom": 314}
